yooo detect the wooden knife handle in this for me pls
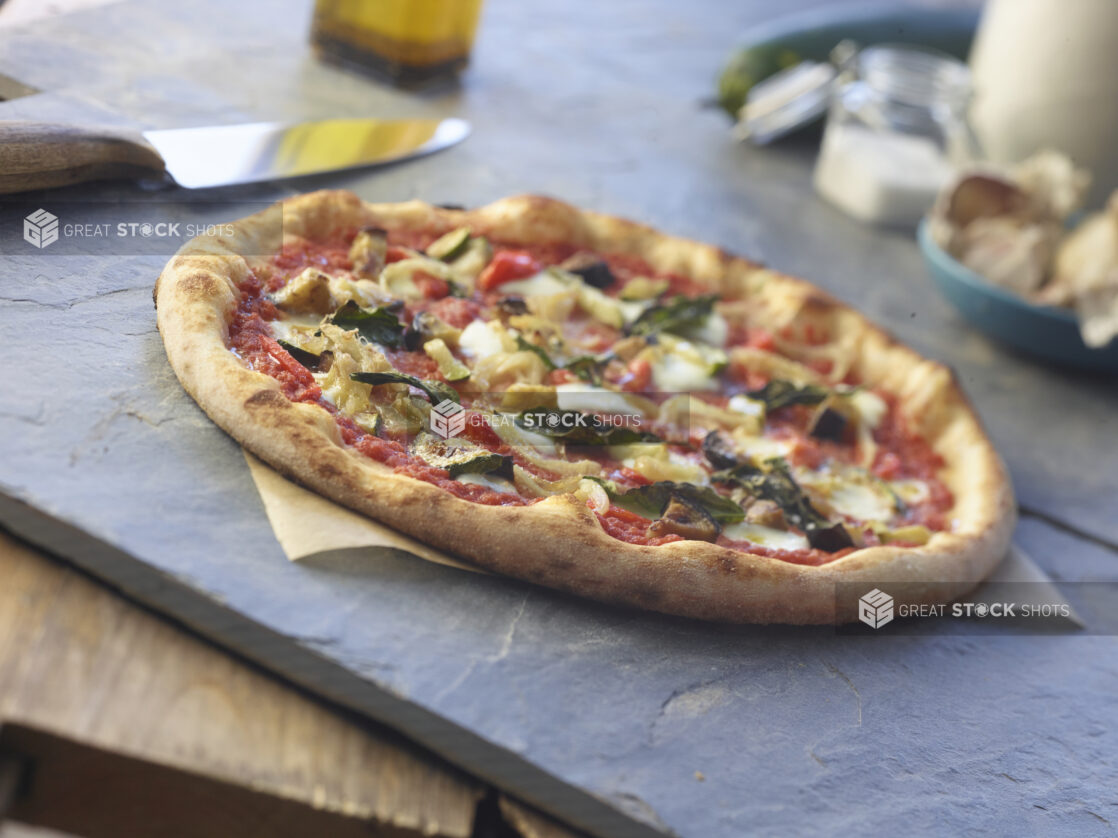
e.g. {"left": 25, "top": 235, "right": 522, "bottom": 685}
{"left": 0, "top": 121, "right": 168, "bottom": 194}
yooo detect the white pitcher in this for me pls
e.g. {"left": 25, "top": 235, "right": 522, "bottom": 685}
{"left": 969, "top": 0, "right": 1118, "bottom": 207}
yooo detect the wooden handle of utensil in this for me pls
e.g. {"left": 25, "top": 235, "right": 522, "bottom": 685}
{"left": 0, "top": 121, "right": 167, "bottom": 194}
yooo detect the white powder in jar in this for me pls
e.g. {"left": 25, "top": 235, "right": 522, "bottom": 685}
{"left": 813, "top": 122, "right": 954, "bottom": 226}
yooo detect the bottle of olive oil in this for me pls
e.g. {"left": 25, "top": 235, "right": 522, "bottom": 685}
{"left": 311, "top": 0, "right": 484, "bottom": 85}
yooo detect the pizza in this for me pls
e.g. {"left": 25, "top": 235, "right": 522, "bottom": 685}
{"left": 155, "top": 190, "right": 1014, "bottom": 623}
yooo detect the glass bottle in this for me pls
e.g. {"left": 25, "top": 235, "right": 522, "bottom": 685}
{"left": 311, "top": 0, "right": 485, "bottom": 86}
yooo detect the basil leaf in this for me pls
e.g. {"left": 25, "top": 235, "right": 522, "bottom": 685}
{"left": 277, "top": 339, "right": 321, "bottom": 369}
{"left": 514, "top": 337, "right": 611, "bottom": 385}
{"left": 587, "top": 478, "right": 743, "bottom": 524}
{"left": 330, "top": 301, "right": 406, "bottom": 348}
{"left": 747, "top": 379, "right": 830, "bottom": 411}
{"left": 629, "top": 294, "right": 719, "bottom": 337}
{"left": 563, "top": 354, "right": 611, "bottom": 386}
{"left": 515, "top": 336, "right": 557, "bottom": 369}
{"left": 447, "top": 452, "right": 514, "bottom": 480}
{"left": 515, "top": 408, "right": 659, "bottom": 445}
{"left": 712, "top": 457, "right": 853, "bottom": 552}
{"left": 350, "top": 371, "right": 460, "bottom": 405}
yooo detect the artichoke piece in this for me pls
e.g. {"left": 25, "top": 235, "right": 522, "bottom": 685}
{"left": 423, "top": 338, "right": 470, "bottom": 382}
{"left": 349, "top": 227, "right": 388, "bottom": 278}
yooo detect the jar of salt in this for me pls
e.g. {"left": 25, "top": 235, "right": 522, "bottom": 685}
{"left": 814, "top": 45, "right": 978, "bottom": 227}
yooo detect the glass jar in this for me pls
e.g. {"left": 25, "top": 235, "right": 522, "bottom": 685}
{"left": 311, "top": 0, "right": 485, "bottom": 86}
{"left": 813, "top": 44, "right": 979, "bottom": 226}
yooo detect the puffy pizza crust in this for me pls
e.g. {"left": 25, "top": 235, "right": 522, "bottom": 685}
{"left": 155, "top": 190, "right": 1015, "bottom": 624}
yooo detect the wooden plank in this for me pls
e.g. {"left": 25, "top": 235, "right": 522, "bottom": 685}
{"left": 0, "top": 530, "right": 483, "bottom": 838}
{"left": 501, "top": 796, "right": 588, "bottom": 838}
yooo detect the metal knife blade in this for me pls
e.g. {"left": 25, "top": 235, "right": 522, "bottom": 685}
{"left": 143, "top": 117, "right": 470, "bottom": 189}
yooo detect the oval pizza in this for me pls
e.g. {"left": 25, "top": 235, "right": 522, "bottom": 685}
{"left": 155, "top": 190, "right": 1014, "bottom": 623}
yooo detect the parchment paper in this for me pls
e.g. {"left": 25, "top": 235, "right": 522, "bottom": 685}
{"left": 244, "top": 451, "right": 484, "bottom": 573}
{"left": 244, "top": 451, "right": 1081, "bottom": 625}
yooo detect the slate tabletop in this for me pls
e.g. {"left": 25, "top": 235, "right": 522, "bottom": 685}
{"left": 1, "top": 1, "right": 1116, "bottom": 836}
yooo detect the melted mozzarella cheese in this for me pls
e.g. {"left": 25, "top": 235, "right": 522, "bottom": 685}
{"left": 848, "top": 390, "right": 887, "bottom": 429}
{"left": 825, "top": 482, "right": 896, "bottom": 522}
{"left": 727, "top": 394, "right": 766, "bottom": 418}
{"left": 722, "top": 521, "right": 810, "bottom": 551}
{"left": 651, "top": 349, "right": 720, "bottom": 392}
{"left": 499, "top": 271, "right": 573, "bottom": 297}
{"left": 731, "top": 432, "right": 792, "bottom": 463}
{"left": 796, "top": 465, "right": 899, "bottom": 522}
{"left": 681, "top": 311, "right": 729, "bottom": 347}
{"left": 554, "top": 383, "right": 643, "bottom": 416}
{"left": 458, "top": 320, "right": 510, "bottom": 360}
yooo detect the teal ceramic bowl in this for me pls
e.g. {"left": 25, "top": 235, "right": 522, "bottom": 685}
{"left": 918, "top": 220, "right": 1118, "bottom": 371}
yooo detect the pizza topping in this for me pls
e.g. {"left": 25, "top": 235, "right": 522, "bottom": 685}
{"left": 349, "top": 227, "right": 388, "bottom": 278}
{"left": 516, "top": 408, "right": 659, "bottom": 446}
{"left": 329, "top": 301, "right": 407, "bottom": 348}
{"left": 459, "top": 319, "right": 516, "bottom": 360}
{"left": 271, "top": 267, "right": 336, "bottom": 314}
{"left": 701, "top": 429, "right": 740, "bottom": 471}
{"left": 807, "top": 403, "right": 848, "bottom": 442}
{"left": 426, "top": 227, "right": 472, "bottom": 262}
{"left": 478, "top": 250, "right": 542, "bottom": 291}
{"left": 646, "top": 335, "right": 727, "bottom": 392}
{"left": 559, "top": 252, "right": 616, "bottom": 289}
{"left": 423, "top": 338, "right": 471, "bottom": 381}
{"left": 350, "top": 370, "right": 460, "bottom": 405}
{"left": 593, "top": 479, "right": 744, "bottom": 528}
{"left": 412, "top": 432, "right": 514, "bottom": 480}
{"left": 647, "top": 495, "right": 721, "bottom": 542}
{"left": 628, "top": 294, "right": 720, "bottom": 337}
{"left": 228, "top": 225, "right": 957, "bottom": 564}
{"left": 619, "top": 276, "right": 670, "bottom": 301}
{"left": 712, "top": 458, "right": 854, "bottom": 552}
{"left": 276, "top": 338, "right": 323, "bottom": 370}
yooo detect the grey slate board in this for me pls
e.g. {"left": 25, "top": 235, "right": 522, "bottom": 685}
{"left": 1, "top": 0, "right": 1117, "bottom": 835}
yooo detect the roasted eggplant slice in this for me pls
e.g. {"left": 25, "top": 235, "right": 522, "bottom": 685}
{"left": 808, "top": 404, "right": 848, "bottom": 442}
{"left": 560, "top": 252, "right": 616, "bottom": 289}
{"left": 647, "top": 495, "right": 721, "bottom": 542}
{"left": 702, "top": 429, "right": 740, "bottom": 471}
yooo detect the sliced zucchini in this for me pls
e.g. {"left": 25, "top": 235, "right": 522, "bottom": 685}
{"left": 423, "top": 338, "right": 471, "bottom": 382}
{"left": 619, "top": 276, "right": 670, "bottom": 301}
{"left": 411, "top": 433, "right": 513, "bottom": 479}
{"left": 426, "top": 227, "right": 472, "bottom": 262}
{"left": 448, "top": 235, "right": 493, "bottom": 282}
